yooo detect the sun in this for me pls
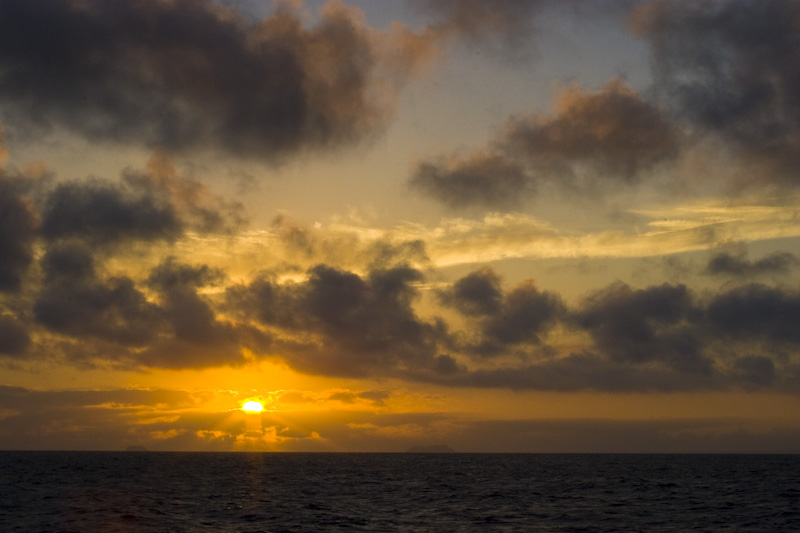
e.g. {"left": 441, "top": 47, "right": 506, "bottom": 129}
{"left": 242, "top": 400, "right": 264, "bottom": 413}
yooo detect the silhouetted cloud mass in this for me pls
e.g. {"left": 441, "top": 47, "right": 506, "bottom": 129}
{"left": 441, "top": 269, "right": 565, "bottom": 357}
{"left": 576, "top": 282, "right": 712, "bottom": 375}
{"left": 40, "top": 153, "right": 242, "bottom": 246}
{"left": 705, "top": 251, "right": 799, "bottom": 277}
{"left": 0, "top": 174, "right": 37, "bottom": 292}
{"left": 0, "top": 0, "right": 431, "bottom": 159}
{"left": 707, "top": 283, "right": 800, "bottom": 345}
{"left": 0, "top": 314, "right": 30, "bottom": 356}
{"left": 631, "top": 0, "right": 800, "bottom": 183}
{"left": 411, "top": 151, "right": 533, "bottom": 209}
{"left": 411, "top": 80, "right": 679, "bottom": 208}
{"left": 40, "top": 179, "right": 182, "bottom": 245}
{"left": 138, "top": 259, "right": 244, "bottom": 368}
{"left": 228, "top": 264, "right": 450, "bottom": 378}
{"left": 34, "top": 243, "right": 163, "bottom": 346}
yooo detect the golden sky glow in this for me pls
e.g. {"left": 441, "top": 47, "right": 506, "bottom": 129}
{"left": 0, "top": 0, "right": 799, "bottom": 453}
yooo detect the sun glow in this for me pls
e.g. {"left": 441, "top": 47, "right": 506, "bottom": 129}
{"left": 242, "top": 400, "right": 264, "bottom": 412}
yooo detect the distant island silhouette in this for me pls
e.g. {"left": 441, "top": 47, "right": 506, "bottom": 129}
{"left": 405, "top": 444, "right": 455, "bottom": 453}
{"left": 125, "top": 445, "right": 148, "bottom": 452}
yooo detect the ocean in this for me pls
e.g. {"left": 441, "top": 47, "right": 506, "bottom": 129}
{"left": 1, "top": 452, "right": 798, "bottom": 532}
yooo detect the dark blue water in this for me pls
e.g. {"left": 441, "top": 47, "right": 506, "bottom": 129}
{"left": 1, "top": 452, "right": 798, "bottom": 532}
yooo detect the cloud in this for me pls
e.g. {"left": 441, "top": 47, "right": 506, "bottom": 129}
{"left": 40, "top": 153, "right": 242, "bottom": 246}
{"left": 0, "top": 173, "right": 38, "bottom": 292}
{"left": 448, "top": 353, "right": 718, "bottom": 393}
{"left": 33, "top": 243, "right": 164, "bottom": 347}
{"left": 327, "top": 389, "right": 390, "bottom": 407}
{"left": 40, "top": 178, "right": 183, "bottom": 245}
{"left": 706, "top": 283, "right": 800, "bottom": 345}
{"left": 411, "top": 80, "right": 680, "bottom": 208}
{"left": 137, "top": 258, "right": 245, "bottom": 368}
{"left": 410, "top": 151, "right": 533, "bottom": 209}
{"left": 438, "top": 267, "right": 503, "bottom": 316}
{"left": 705, "top": 251, "right": 799, "bottom": 277}
{"left": 0, "top": 123, "right": 6, "bottom": 164}
{"left": 228, "top": 264, "right": 450, "bottom": 378}
{"left": 440, "top": 268, "right": 565, "bottom": 357}
{"left": 630, "top": 0, "right": 800, "bottom": 184}
{"left": 0, "top": 314, "right": 30, "bottom": 357}
{"left": 0, "top": 0, "right": 438, "bottom": 159}
{"left": 30, "top": 249, "right": 250, "bottom": 368}
{"left": 573, "top": 282, "right": 710, "bottom": 374}
{"left": 2, "top": 386, "right": 798, "bottom": 452}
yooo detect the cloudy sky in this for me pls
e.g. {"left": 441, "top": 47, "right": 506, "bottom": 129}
{"left": 1, "top": 0, "right": 798, "bottom": 452}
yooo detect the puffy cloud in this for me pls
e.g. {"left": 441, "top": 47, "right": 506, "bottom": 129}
{"left": 0, "top": 0, "right": 438, "bottom": 159}
{"left": 40, "top": 178, "right": 182, "bottom": 245}
{"left": 574, "top": 282, "right": 711, "bottom": 374}
{"left": 706, "top": 283, "right": 800, "bottom": 345}
{"left": 410, "top": 151, "right": 533, "bottom": 209}
{"left": 228, "top": 264, "right": 450, "bottom": 378}
{"left": 504, "top": 80, "right": 680, "bottom": 185}
{"left": 441, "top": 268, "right": 565, "bottom": 357}
{"left": 0, "top": 314, "right": 30, "bottom": 356}
{"left": 630, "top": 0, "right": 800, "bottom": 184}
{"left": 438, "top": 267, "right": 503, "bottom": 316}
{"left": 705, "top": 251, "right": 799, "bottom": 278}
{"left": 40, "top": 153, "right": 242, "bottom": 246}
{"left": 0, "top": 173, "right": 38, "bottom": 292}
{"left": 33, "top": 243, "right": 163, "bottom": 347}
{"left": 137, "top": 258, "right": 244, "bottom": 368}
{"left": 411, "top": 80, "right": 680, "bottom": 208}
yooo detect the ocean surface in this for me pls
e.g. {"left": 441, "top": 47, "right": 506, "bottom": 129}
{"left": 1, "top": 452, "right": 798, "bottom": 532}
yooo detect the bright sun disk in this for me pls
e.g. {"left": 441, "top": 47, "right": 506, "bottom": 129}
{"left": 242, "top": 400, "right": 264, "bottom": 412}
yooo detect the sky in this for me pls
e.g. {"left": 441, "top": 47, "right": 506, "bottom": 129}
{"left": 0, "top": 0, "right": 799, "bottom": 453}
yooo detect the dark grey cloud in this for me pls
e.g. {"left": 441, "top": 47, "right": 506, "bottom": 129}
{"left": 0, "top": 314, "right": 30, "bottom": 356}
{"left": 33, "top": 243, "right": 164, "bottom": 346}
{"left": 440, "top": 268, "right": 564, "bottom": 357}
{"left": 410, "top": 151, "right": 533, "bottom": 209}
{"left": 731, "top": 355, "right": 776, "bottom": 389}
{"left": 228, "top": 264, "right": 450, "bottom": 378}
{"left": 31, "top": 249, "right": 248, "bottom": 368}
{"left": 40, "top": 178, "right": 182, "bottom": 245}
{"left": 631, "top": 0, "right": 800, "bottom": 183}
{"left": 438, "top": 267, "right": 503, "bottom": 316}
{"left": 574, "top": 282, "right": 710, "bottom": 374}
{"left": 39, "top": 155, "right": 243, "bottom": 246}
{"left": 0, "top": 174, "right": 38, "bottom": 292}
{"left": 411, "top": 80, "right": 680, "bottom": 208}
{"left": 0, "top": 0, "right": 425, "bottom": 159}
{"left": 138, "top": 258, "right": 243, "bottom": 368}
{"left": 705, "top": 251, "right": 799, "bottom": 277}
{"left": 449, "top": 352, "right": 718, "bottom": 392}
{"left": 503, "top": 80, "right": 681, "bottom": 185}
{"left": 706, "top": 283, "right": 800, "bottom": 345}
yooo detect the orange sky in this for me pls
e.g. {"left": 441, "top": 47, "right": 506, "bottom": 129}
{"left": 0, "top": 0, "right": 799, "bottom": 452}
